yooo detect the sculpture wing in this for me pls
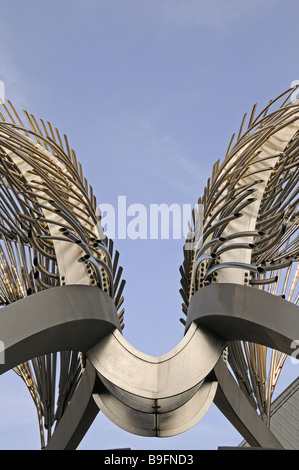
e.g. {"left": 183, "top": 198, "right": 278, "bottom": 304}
{"left": 0, "top": 100, "right": 125, "bottom": 447}
{"left": 180, "top": 87, "right": 299, "bottom": 425}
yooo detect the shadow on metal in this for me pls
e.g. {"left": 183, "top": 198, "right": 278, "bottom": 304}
{"left": 45, "top": 360, "right": 100, "bottom": 450}
{"left": 212, "top": 360, "right": 284, "bottom": 449}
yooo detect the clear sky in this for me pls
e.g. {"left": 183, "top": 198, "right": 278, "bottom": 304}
{"left": 0, "top": 0, "right": 298, "bottom": 450}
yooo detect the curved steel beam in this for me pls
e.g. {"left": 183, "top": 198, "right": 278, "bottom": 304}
{"left": 185, "top": 283, "right": 299, "bottom": 448}
{"left": 186, "top": 283, "right": 299, "bottom": 355}
{"left": 93, "top": 376, "right": 218, "bottom": 438}
{"left": 45, "top": 360, "right": 100, "bottom": 450}
{"left": 0, "top": 285, "right": 120, "bottom": 375}
{"left": 212, "top": 359, "right": 284, "bottom": 449}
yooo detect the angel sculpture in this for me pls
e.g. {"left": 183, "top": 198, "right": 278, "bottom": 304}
{"left": 0, "top": 86, "right": 298, "bottom": 449}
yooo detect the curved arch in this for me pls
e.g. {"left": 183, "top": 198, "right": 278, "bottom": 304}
{"left": 0, "top": 285, "right": 120, "bottom": 375}
{"left": 186, "top": 283, "right": 299, "bottom": 355}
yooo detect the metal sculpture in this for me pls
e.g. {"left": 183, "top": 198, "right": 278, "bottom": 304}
{"left": 0, "top": 86, "right": 298, "bottom": 450}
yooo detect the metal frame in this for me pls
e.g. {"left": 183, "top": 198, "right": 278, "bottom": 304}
{"left": 0, "top": 86, "right": 298, "bottom": 449}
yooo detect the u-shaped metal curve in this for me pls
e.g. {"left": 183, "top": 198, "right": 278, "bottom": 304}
{"left": 87, "top": 323, "right": 225, "bottom": 437}
{"left": 0, "top": 284, "right": 226, "bottom": 439}
{"left": 86, "top": 283, "right": 299, "bottom": 439}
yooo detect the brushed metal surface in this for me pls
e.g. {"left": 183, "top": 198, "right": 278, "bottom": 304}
{"left": 93, "top": 379, "right": 218, "bottom": 437}
{"left": 87, "top": 323, "right": 226, "bottom": 436}
{"left": 0, "top": 285, "right": 120, "bottom": 375}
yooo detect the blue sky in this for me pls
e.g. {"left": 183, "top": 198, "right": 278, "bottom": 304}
{"left": 0, "top": 0, "right": 298, "bottom": 450}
